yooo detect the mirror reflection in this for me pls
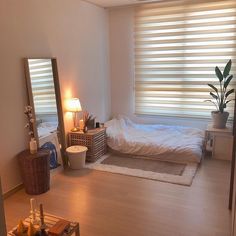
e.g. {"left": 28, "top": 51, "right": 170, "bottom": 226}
{"left": 25, "top": 58, "right": 65, "bottom": 168}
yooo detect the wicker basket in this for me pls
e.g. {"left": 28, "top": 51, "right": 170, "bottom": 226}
{"left": 68, "top": 128, "right": 107, "bottom": 162}
{"left": 18, "top": 149, "right": 50, "bottom": 195}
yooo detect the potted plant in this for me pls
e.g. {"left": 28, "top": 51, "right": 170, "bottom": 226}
{"left": 206, "top": 59, "right": 235, "bottom": 129}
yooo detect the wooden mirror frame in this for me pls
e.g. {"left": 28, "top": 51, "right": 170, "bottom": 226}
{"left": 24, "top": 58, "right": 67, "bottom": 167}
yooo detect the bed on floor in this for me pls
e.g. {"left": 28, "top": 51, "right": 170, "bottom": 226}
{"left": 105, "top": 117, "right": 204, "bottom": 163}
{"left": 37, "top": 121, "right": 62, "bottom": 165}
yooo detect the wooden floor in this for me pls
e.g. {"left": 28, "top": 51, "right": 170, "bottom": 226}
{"left": 4, "top": 158, "right": 231, "bottom": 236}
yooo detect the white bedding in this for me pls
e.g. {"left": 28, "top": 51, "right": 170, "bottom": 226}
{"left": 38, "top": 122, "right": 62, "bottom": 164}
{"left": 105, "top": 117, "right": 204, "bottom": 163}
{"left": 37, "top": 122, "right": 58, "bottom": 138}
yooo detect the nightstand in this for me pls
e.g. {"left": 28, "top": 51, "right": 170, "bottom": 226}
{"left": 68, "top": 128, "right": 107, "bottom": 162}
{"left": 205, "top": 124, "right": 233, "bottom": 160}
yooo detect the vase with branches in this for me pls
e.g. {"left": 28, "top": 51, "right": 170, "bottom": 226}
{"left": 24, "top": 106, "right": 37, "bottom": 154}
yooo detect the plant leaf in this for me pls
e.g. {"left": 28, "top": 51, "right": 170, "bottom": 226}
{"left": 210, "top": 92, "right": 218, "bottom": 100}
{"left": 223, "top": 59, "right": 232, "bottom": 78}
{"left": 225, "top": 99, "right": 234, "bottom": 105}
{"left": 224, "top": 75, "right": 233, "bottom": 89}
{"left": 223, "top": 99, "right": 235, "bottom": 109}
{"left": 207, "top": 83, "right": 218, "bottom": 93}
{"left": 204, "top": 100, "right": 218, "bottom": 110}
{"left": 215, "top": 66, "right": 223, "bottom": 82}
{"left": 225, "top": 88, "right": 235, "bottom": 98}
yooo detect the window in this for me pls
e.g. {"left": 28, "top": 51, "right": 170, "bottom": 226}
{"left": 135, "top": 0, "right": 236, "bottom": 118}
{"left": 28, "top": 59, "right": 57, "bottom": 115}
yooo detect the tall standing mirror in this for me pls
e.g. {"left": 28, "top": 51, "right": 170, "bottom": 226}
{"left": 24, "top": 58, "right": 66, "bottom": 168}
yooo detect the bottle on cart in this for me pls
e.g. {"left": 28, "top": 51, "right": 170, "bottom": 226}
{"left": 39, "top": 203, "right": 48, "bottom": 236}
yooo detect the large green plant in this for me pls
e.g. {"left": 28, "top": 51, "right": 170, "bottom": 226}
{"left": 206, "top": 59, "right": 235, "bottom": 113}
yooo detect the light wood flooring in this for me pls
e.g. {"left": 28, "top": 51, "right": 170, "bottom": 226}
{"left": 4, "top": 158, "right": 231, "bottom": 236}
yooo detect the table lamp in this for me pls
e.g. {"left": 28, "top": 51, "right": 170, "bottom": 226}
{"left": 67, "top": 98, "right": 82, "bottom": 132}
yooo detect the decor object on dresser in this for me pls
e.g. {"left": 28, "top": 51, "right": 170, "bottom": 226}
{"left": 18, "top": 149, "right": 50, "bottom": 195}
{"left": 205, "top": 124, "right": 233, "bottom": 160}
{"left": 24, "top": 105, "right": 37, "bottom": 154}
{"left": 205, "top": 59, "right": 235, "bottom": 128}
{"left": 66, "top": 145, "right": 88, "bottom": 169}
{"left": 68, "top": 128, "right": 106, "bottom": 162}
{"left": 83, "top": 111, "right": 95, "bottom": 131}
{"left": 66, "top": 98, "right": 82, "bottom": 132}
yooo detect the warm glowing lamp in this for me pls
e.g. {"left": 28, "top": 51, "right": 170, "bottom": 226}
{"left": 67, "top": 98, "right": 82, "bottom": 132}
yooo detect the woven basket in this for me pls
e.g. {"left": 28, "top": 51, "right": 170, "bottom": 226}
{"left": 18, "top": 149, "right": 50, "bottom": 195}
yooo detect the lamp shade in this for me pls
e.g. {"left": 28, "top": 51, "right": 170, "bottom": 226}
{"left": 66, "top": 98, "right": 82, "bottom": 112}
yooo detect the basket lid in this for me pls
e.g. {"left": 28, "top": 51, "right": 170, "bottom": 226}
{"left": 66, "top": 145, "right": 88, "bottom": 154}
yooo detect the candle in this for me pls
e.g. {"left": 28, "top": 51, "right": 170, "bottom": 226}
{"left": 30, "top": 198, "right": 36, "bottom": 212}
{"left": 39, "top": 204, "right": 46, "bottom": 232}
{"left": 79, "top": 119, "right": 84, "bottom": 131}
{"left": 30, "top": 198, "right": 37, "bottom": 224}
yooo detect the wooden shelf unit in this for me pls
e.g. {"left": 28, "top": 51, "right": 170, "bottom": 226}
{"left": 68, "top": 128, "right": 107, "bottom": 162}
{"left": 205, "top": 124, "right": 233, "bottom": 161}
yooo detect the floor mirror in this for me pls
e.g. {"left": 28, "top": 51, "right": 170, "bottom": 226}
{"left": 24, "top": 58, "right": 66, "bottom": 167}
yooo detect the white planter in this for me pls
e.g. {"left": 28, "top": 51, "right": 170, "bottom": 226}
{"left": 211, "top": 111, "right": 229, "bottom": 129}
{"left": 66, "top": 145, "right": 88, "bottom": 169}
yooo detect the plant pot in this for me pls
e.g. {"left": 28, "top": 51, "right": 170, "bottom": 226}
{"left": 211, "top": 111, "right": 229, "bottom": 129}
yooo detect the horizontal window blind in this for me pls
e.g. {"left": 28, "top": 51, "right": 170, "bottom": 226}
{"left": 28, "top": 59, "right": 57, "bottom": 115}
{"left": 135, "top": 0, "right": 236, "bottom": 118}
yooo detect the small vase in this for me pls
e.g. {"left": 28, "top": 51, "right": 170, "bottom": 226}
{"left": 29, "top": 138, "right": 37, "bottom": 154}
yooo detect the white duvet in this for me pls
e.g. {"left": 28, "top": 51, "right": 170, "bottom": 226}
{"left": 105, "top": 117, "right": 204, "bottom": 163}
{"left": 37, "top": 122, "right": 58, "bottom": 138}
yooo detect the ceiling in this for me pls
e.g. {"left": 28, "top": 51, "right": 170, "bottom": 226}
{"left": 85, "top": 0, "right": 159, "bottom": 8}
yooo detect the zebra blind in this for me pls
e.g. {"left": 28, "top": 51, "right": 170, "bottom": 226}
{"left": 28, "top": 59, "right": 57, "bottom": 115}
{"left": 135, "top": 0, "right": 236, "bottom": 118}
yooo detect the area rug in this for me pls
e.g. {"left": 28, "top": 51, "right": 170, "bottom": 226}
{"left": 86, "top": 154, "right": 198, "bottom": 186}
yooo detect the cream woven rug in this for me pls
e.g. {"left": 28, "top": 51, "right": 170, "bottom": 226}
{"left": 86, "top": 154, "right": 198, "bottom": 186}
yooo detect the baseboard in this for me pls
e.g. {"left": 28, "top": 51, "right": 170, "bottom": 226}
{"left": 3, "top": 183, "right": 23, "bottom": 199}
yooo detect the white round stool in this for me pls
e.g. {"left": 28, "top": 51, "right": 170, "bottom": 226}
{"left": 66, "top": 145, "right": 88, "bottom": 169}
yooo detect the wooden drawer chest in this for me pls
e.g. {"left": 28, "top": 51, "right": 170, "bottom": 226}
{"left": 68, "top": 128, "right": 107, "bottom": 162}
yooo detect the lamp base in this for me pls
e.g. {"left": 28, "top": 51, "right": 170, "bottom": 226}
{"left": 71, "top": 127, "right": 79, "bottom": 132}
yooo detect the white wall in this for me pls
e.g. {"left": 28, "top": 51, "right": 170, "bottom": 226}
{"left": 0, "top": 0, "right": 110, "bottom": 193}
{"left": 109, "top": 7, "right": 209, "bottom": 129}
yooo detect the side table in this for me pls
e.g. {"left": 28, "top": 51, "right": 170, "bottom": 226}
{"left": 205, "top": 124, "right": 233, "bottom": 160}
{"left": 18, "top": 149, "right": 50, "bottom": 195}
{"left": 68, "top": 128, "right": 107, "bottom": 162}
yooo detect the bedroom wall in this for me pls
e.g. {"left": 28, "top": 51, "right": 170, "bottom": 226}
{"left": 109, "top": 7, "right": 209, "bottom": 129}
{"left": 0, "top": 0, "right": 110, "bottom": 193}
